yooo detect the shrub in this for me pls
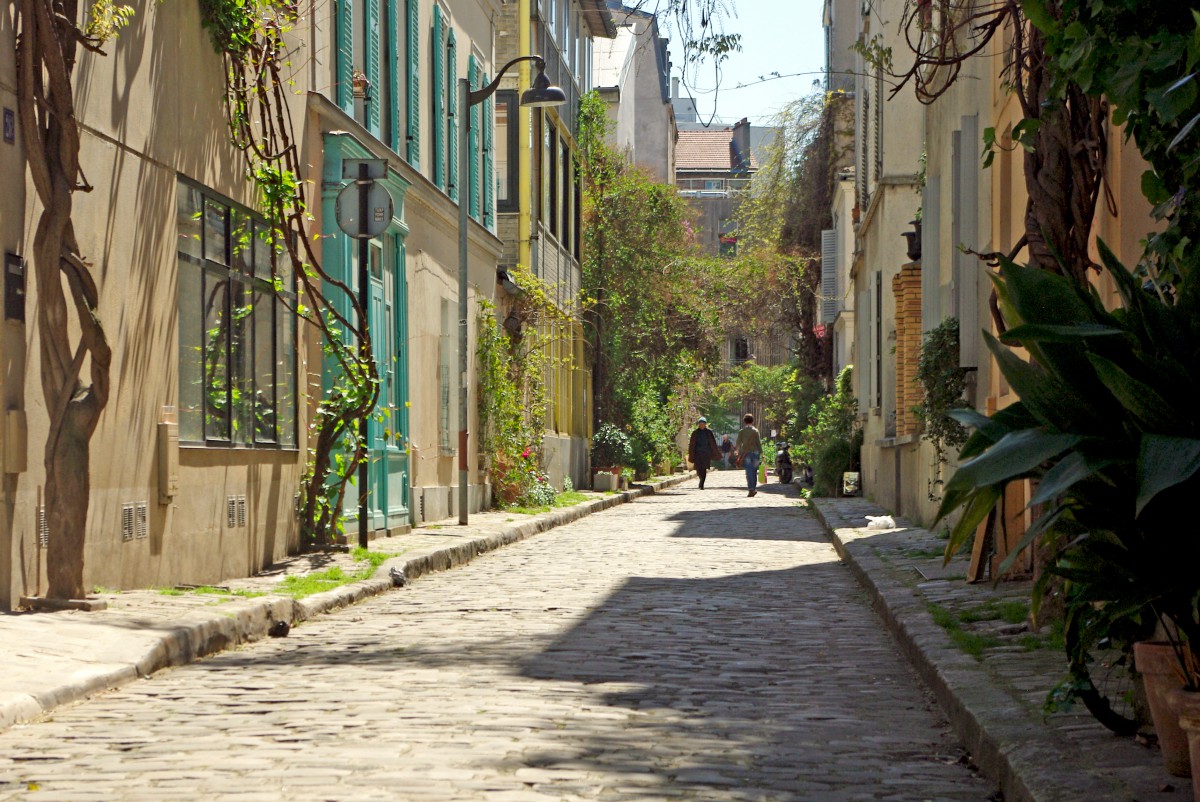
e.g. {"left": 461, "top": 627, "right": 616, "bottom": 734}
{"left": 592, "top": 422, "right": 632, "bottom": 467}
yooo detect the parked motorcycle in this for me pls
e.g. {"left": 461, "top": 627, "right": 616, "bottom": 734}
{"left": 775, "top": 441, "right": 793, "bottom": 484}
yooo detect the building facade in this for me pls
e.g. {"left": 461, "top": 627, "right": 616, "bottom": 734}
{"left": 591, "top": 4, "right": 677, "bottom": 184}
{"left": 0, "top": 0, "right": 548, "bottom": 608}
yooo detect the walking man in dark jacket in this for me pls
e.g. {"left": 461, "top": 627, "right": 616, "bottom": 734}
{"left": 688, "top": 417, "right": 720, "bottom": 490}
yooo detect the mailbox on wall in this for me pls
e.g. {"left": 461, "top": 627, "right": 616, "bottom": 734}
{"left": 5, "top": 252, "right": 24, "bottom": 323}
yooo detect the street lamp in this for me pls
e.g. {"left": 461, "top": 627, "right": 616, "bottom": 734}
{"left": 458, "top": 56, "right": 565, "bottom": 525}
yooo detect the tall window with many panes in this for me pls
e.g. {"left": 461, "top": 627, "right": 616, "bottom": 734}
{"left": 176, "top": 181, "right": 297, "bottom": 448}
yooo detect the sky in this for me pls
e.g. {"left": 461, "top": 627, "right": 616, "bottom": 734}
{"left": 663, "top": 0, "right": 828, "bottom": 128}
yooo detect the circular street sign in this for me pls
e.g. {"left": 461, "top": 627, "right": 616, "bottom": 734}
{"left": 335, "top": 181, "right": 394, "bottom": 239}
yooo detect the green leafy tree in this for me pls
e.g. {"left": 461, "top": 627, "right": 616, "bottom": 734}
{"left": 711, "top": 362, "right": 794, "bottom": 436}
{"left": 797, "top": 366, "right": 860, "bottom": 496}
{"left": 578, "top": 91, "right": 720, "bottom": 450}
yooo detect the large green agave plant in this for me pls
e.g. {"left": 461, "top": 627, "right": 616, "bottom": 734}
{"left": 935, "top": 241, "right": 1200, "bottom": 687}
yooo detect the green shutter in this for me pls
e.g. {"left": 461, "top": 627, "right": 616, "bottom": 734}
{"left": 387, "top": 0, "right": 399, "bottom": 151}
{"left": 405, "top": 0, "right": 419, "bottom": 165}
{"left": 366, "top": 0, "right": 381, "bottom": 133}
{"left": 446, "top": 31, "right": 458, "bottom": 202}
{"left": 469, "top": 56, "right": 480, "bottom": 219}
{"left": 431, "top": 7, "right": 445, "bottom": 189}
{"left": 483, "top": 82, "right": 493, "bottom": 229}
{"left": 336, "top": 0, "right": 354, "bottom": 112}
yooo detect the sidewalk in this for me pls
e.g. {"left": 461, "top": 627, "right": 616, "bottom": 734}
{"left": 0, "top": 474, "right": 691, "bottom": 733}
{"left": 809, "top": 496, "right": 1193, "bottom": 802}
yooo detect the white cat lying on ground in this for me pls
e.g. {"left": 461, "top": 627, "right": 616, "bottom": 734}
{"left": 864, "top": 515, "right": 896, "bottom": 529}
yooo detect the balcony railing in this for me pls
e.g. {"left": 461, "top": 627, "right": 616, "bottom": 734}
{"left": 677, "top": 178, "right": 752, "bottom": 196}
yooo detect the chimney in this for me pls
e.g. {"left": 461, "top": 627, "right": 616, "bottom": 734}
{"left": 732, "top": 118, "right": 752, "bottom": 171}
{"left": 672, "top": 76, "right": 679, "bottom": 99}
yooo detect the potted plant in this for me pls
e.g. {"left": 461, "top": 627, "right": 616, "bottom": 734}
{"left": 591, "top": 423, "right": 631, "bottom": 491}
{"left": 935, "top": 244, "right": 1200, "bottom": 775}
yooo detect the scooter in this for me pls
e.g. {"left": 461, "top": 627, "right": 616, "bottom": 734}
{"left": 775, "top": 441, "right": 794, "bottom": 484}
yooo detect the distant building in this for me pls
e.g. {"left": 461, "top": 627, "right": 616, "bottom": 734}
{"left": 592, "top": 3, "right": 677, "bottom": 183}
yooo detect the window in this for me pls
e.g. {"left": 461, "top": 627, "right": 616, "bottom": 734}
{"left": 177, "top": 181, "right": 297, "bottom": 448}
{"left": 734, "top": 337, "right": 750, "bottom": 363}
{"left": 405, "top": 0, "right": 420, "bottom": 164}
{"left": 446, "top": 28, "right": 458, "bottom": 200}
{"left": 431, "top": 5, "right": 447, "bottom": 189}
{"left": 546, "top": 121, "right": 558, "bottom": 235}
{"left": 496, "top": 90, "right": 517, "bottom": 211}
{"left": 468, "top": 55, "right": 481, "bottom": 219}
{"left": 559, "top": 137, "right": 569, "bottom": 244}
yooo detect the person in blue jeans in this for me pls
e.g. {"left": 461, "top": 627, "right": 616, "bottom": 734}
{"left": 734, "top": 413, "right": 763, "bottom": 497}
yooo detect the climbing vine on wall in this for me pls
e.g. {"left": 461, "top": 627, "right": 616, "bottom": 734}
{"left": 476, "top": 266, "right": 572, "bottom": 506}
{"left": 914, "top": 317, "right": 969, "bottom": 485}
{"left": 198, "top": 0, "right": 380, "bottom": 546}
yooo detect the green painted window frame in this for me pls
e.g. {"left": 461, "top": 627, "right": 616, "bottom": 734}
{"left": 468, "top": 55, "right": 480, "bottom": 220}
{"left": 365, "top": 0, "right": 381, "bottom": 133}
{"left": 431, "top": 6, "right": 446, "bottom": 189}
{"left": 336, "top": 0, "right": 354, "bottom": 113}
{"left": 482, "top": 76, "right": 493, "bottom": 229}
{"left": 447, "top": 29, "right": 459, "bottom": 201}
{"left": 405, "top": 0, "right": 420, "bottom": 165}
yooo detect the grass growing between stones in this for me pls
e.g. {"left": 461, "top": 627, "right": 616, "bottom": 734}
{"left": 958, "top": 598, "right": 1030, "bottom": 625}
{"left": 507, "top": 490, "right": 592, "bottom": 515}
{"left": 158, "top": 586, "right": 265, "bottom": 598}
{"left": 274, "top": 548, "right": 392, "bottom": 598}
{"left": 928, "top": 602, "right": 1003, "bottom": 659}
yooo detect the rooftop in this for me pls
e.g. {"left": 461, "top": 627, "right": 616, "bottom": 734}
{"left": 675, "top": 128, "right": 757, "bottom": 173}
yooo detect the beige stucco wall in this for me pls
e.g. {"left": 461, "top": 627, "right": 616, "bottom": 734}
{"left": 0, "top": 1, "right": 318, "bottom": 607}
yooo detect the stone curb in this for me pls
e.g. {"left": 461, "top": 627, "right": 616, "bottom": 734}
{"left": 808, "top": 498, "right": 1139, "bottom": 802}
{"left": 1, "top": 474, "right": 692, "bottom": 733}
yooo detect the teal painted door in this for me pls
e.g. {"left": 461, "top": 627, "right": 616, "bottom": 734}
{"left": 369, "top": 239, "right": 410, "bottom": 529}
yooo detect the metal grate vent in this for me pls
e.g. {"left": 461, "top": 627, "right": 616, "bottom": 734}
{"left": 236, "top": 495, "right": 246, "bottom": 528}
{"left": 37, "top": 506, "right": 48, "bottom": 548}
{"left": 227, "top": 496, "right": 238, "bottom": 528}
{"left": 121, "top": 503, "right": 135, "bottom": 542}
{"left": 135, "top": 502, "right": 148, "bottom": 539}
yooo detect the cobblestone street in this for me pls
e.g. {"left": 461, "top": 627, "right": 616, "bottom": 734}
{"left": 0, "top": 471, "right": 997, "bottom": 801}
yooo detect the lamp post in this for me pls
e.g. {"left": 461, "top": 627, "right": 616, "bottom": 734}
{"left": 458, "top": 55, "right": 565, "bottom": 525}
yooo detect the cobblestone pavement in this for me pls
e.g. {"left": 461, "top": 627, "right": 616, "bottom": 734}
{"left": 0, "top": 470, "right": 997, "bottom": 802}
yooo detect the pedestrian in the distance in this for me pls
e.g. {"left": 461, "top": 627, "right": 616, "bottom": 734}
{"left": 720, "top": 434, "right": 733, "bottom": 468}
{"left": 735, "top": 413, "right": 763, "bottom": 497}
{"left": 688, "top": 417, "right": 720, "bottom": 490}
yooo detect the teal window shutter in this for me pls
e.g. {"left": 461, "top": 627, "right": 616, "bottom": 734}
{"left": 336, "top": 0, "right": 354, "bottom": 112}
{"left": 366, "top": 0, "right": 381, "bottom": 133}
{"left": 446, "top": 30, "right": 458, "bottom": 201}
{"left": 386, "top": 0, "right": 399, "bottom": 151}
{"left": 469, "top": 55, "right": 480, "bottom": 219}
{"left": 431, "top": 7, "right": 445, "bottom": 189}
{"left": 405, "top": 0, "right": 419, "bottom": 164}
{"left": 482, "top": 79, "right": 493, "bottom": 229}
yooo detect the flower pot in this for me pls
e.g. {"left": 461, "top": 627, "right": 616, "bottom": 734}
{"left": 1135, "top": 641, "right": 1192, "bottom": 777}
{"left": 592, "top": 471, "right": 618, "bottom": 492}
{"left": 1168, "top": 689, "right": 1200, "bottom": 797}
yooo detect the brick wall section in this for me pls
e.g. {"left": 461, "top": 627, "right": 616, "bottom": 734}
{"left": 892, "top": 262, "right": 923, "bottom": 437}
